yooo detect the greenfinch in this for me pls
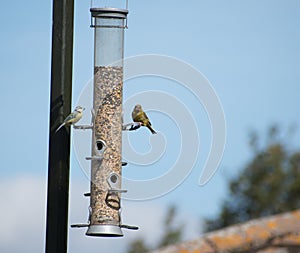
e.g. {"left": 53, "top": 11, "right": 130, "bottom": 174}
{"left": 132, "top": 104, "right": 157, "bottom": 134}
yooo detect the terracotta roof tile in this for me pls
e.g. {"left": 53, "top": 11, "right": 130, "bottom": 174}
{"left": 151, "top": 209, "right": 300, "bottom": 253}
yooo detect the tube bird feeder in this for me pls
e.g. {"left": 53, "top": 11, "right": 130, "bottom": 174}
{"left": 86, "top": 7, "right": 128, "bottom": 237}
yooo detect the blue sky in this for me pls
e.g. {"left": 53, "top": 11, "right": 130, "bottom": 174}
{"left": 0, "top": 1, "right": 300, "bottom": 253}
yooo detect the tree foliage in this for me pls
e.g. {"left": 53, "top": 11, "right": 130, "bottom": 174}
{"left": 127, "top": 205, "right": 184, "bottom": 253}
{"left": 127, "top": 239, "right": 149, "bottom": 253}
{"left": 205, "top": 125, "right": 300, "bottom": 232}
{"left": 157, "top": 206, "right": 183, "bottom": 248}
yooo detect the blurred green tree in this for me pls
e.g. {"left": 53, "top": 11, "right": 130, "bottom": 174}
{"left": 127, "top": 239, "right": 149, "bottom": 253}
{"left": 157, "top": 206, "right": 183, "bottom": 248}
{"left": 205, "top": 125, "right": 300, "bottom": 231}
{"left": 127, "top": 205, "right": 184, "bottom": 253}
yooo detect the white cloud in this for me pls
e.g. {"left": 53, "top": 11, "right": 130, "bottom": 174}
{"left": 0, "top": 176, "right": 46, "bottom": 253}
{"left": 0, "top": 175, "right": 201, "bottom": 253}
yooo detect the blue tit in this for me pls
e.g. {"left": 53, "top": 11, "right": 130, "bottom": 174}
{"left": 55, "top": 106, "right": 85, "bottom": 133}
{"left": 132, "top": 104, "right": 157, "bottom": 134}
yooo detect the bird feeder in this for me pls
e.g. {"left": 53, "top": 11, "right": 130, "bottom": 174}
{"left": 86, "top": 6, "right": 128, "bottom": 237}
{"left": 71, "top": 0, "right": 139, "bottom": 237}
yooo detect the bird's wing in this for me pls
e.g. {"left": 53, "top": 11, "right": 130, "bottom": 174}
{"left": 142, "top": 112, "right": 152, "bottom": 126}
{"left": 143, "top": 111, "right": 149, "bottom": 120}
{"left": 64, "top": 112, "right": 77, "bottom": 123}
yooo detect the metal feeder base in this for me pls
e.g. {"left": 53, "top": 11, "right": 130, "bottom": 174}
{"left": 86, "top": 225, "right": 123, "bottom": 237}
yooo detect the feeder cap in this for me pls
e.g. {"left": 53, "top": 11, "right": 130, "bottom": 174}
{"left": 90, "top": 8, "right": 128, "bottom": 19}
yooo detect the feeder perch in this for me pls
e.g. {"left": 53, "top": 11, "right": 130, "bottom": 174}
{"left": 74, "top": 109, "right": 95, "bottom": 130}
{"left": 122, "top": 122, "right": 142, "bottom": 131}
{"left": 107, "top": 172, "right": 128, "bottom": 193}
{"left": 85, "top": 139, "right": 106, "bottom": 160}
{"left": 73, "top": 124, "right": 93, "bottom": 130}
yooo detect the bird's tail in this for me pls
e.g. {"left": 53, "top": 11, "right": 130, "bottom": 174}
{"left": 55, "top": 123, "right": 65, "bottom": 133}
{"left": 147, "top": 125, "right": 157, "bottom": 134}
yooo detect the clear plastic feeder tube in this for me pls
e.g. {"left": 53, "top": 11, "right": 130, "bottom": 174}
{"left": 87, "top": 8, "right": 128, "bottom": 237}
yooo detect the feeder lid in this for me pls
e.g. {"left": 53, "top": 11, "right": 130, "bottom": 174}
{"left": 90, "top": 8, "right": 128, "bottom": 19}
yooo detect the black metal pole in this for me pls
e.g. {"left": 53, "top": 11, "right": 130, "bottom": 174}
{"left": 45, "top": 0, "right": 74, "bottom": 253}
